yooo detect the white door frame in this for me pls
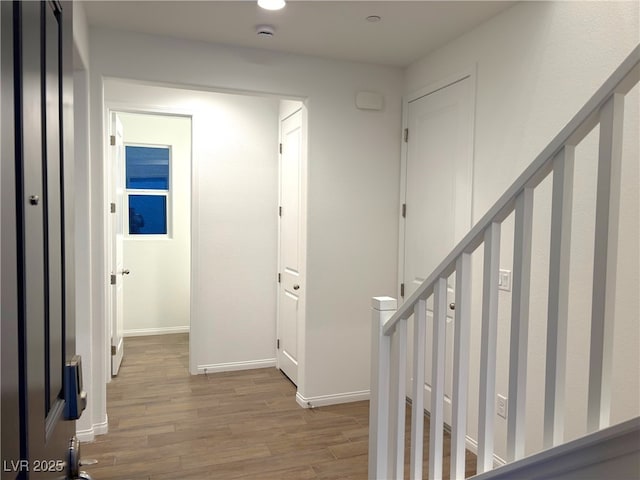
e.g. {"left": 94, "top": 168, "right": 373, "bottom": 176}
{"left": 100, "top": 89, "right": 309, "bottom": 392}
{"left": 398, "top": 66, "right": 477, "bottom": 303}
{"left": 103, "top": 101, "right": 194, "bottom": 382}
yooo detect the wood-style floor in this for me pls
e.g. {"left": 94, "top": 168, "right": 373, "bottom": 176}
{"left": 81, "top": 334, "right": 476, "bottom": 479}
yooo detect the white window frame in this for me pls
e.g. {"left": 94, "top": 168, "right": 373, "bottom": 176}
{"left": 124, "top": 142, "right": 173, "bottom": 239}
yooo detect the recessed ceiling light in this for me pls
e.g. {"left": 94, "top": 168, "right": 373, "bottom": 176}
{"left": 366, "top": 15, "right": 382, "bottom": 23}
{"left": 258, "top": 0, "right": 286, "bottom": 11}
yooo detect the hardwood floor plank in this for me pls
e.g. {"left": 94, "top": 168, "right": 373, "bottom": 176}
{"left": 328, "top": 439, "right": 369, "bottom": 460}
{"left": 233, "top": 465, "right": 318, "bottom": 480}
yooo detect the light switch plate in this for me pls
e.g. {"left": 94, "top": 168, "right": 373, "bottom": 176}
{"left": 497, "top": 394, "right": 508, "bottom": 419}
{"left": 498, "top": 269, "right": 512, "bottom": 292}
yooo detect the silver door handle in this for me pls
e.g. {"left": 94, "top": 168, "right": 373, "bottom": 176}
{"left": 293, "top": 284, "right": 300, "bottom": 290}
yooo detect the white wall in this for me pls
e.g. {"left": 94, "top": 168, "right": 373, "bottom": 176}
{"left": 189, "top": 91, "right": 279, "bottom": 374}
{"left": 117, "top": 112, "right": 191, "bottom": 336}
{"left": 88, "top": 27, "right": 403, "bottom": 421}
{"left": 73, "top": 1, "right": 89, "bottom": 70}
{"left": 405, "top": 0, "right": 639, "bottom": 461}
{"left": 74, "top": 69, "right": 102, "bottom": 441}
{"left": 72, "top": 2, "right": 104, "bottom": 441}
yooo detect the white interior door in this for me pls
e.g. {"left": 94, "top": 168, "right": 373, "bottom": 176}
{"left": 110, "top": 112, "right": 125, "bottom": 375}
{"left": 277, "top": 109, "right": 304, "bottom": 385}
{"left": 403, "top": 76, "right": 474, "bottom": 423}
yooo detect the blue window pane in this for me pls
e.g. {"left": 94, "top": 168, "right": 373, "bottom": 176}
{"left": 129, "top": 195, "right": 167, "bottom": 235}
{"left": 126, "top": 146, "right": 170, "bottom": 190}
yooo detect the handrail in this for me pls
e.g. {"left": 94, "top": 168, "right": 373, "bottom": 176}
{"left": 471, "top": 417, "right": 640, "bottom": 480}
{"left": 383, "top": 44, "right": 640, "bottom": 336}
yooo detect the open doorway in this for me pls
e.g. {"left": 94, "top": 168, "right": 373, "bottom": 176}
{"left": 102, "top": 79, "right": 308, "bottom": 397}
{"left": 107, "top": 111, "right": 192, "bottom": 375}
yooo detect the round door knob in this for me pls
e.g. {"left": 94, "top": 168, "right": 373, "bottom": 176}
{"left": 449, "top": 302, "right": 455, "bottom": 310}
{"left": 293, "top": 284, "right": 300, "bottom": 290}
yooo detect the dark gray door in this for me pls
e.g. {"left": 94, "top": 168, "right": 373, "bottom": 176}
{"left": 1, "top": 1, "right": 75, "bottom": 479}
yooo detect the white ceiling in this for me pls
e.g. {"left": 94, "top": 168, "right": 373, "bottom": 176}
{"left": 82, "top": 1, "right": 515, "bottom": 67}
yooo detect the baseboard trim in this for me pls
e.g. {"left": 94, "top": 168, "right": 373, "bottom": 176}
{"left": 296, "top": 390, "right": 370, "bottom": 409}
{"left": 465, "top": 433, "right": 507, "bottom": 468}
{"left": 123, "top": 326, "right": 190, "bottom": 337}
{"left": 76, "top": 428, "right": 94, "bottom": 443}
{"left": 196, "top": 358, "right": 276, "bottom": 374}
{"left": 95, "top": 417, "right": 109, "bottom": 436}
{"left": 76, "top": 417, "right": 109, "bottom": 443}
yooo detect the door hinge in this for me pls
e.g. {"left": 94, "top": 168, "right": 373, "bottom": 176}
{"left": 403, "top": 128, "right": 409, "bottom": 143}
{"left": 278, "top": 273, "right": 281, "bottom": 283}
{"left": 110, "top": 202, "right": 116, "bottom": 214}
{"left": 277, "top": 339, "right": 280, "bottom": 350}
{"left": 110, "top": 274, "right": 116, "bottom": 285}
{"left": 400, "top": 283, "right": 405, "bottom": 297}
{"left": 279, "top": 143, "right": 283, "bottom": 154}
{"left": 279, "top": 206, "right": 282, "bottom": 217}
{"left": 110, "top": 134, "right": 116, "bottom": 146}
{"left": 111, "top": 345, "right": 116, "bottom": 356}
{"left": 402, "top": 203, "right": 406, "bottom": 218}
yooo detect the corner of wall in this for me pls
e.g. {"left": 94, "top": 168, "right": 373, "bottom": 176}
{"left": 72, "top": 1, "right": 90, "bottom": 71}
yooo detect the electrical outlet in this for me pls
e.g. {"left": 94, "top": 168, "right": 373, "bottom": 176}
{"left": 497, "top": 394, "right": 508, "bottom": 419}
{"left": 498, "top": 269, "right": 512, "bottom": 292}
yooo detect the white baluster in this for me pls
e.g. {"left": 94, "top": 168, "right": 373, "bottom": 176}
{"left": 369, "top": 296, "right": 396, "bottom": 480}
{"left": 507, "top": 188, "right": 534, "bottom": 462}
{"left": 588, "top": 93, "right": 624, "bottom": 433}
{"left": 478, "top": 223, "right": 501, "bottom": 473}
{"left": 544, "top": 146, "right": 575, "bottom": 448}
{"left": 429, "top": 278, "right": 447, "bottom": 480}
{"left": 391, "top": 318, "right": 407, "bottom": 479}
{"left": 410, "top": 299, "right": 426, "bottom": 480}
{"left": 451, "top": 253, "right": 471, "bottom": 479}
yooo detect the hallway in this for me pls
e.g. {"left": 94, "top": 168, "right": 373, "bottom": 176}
{"left": 81, "top": 335, "right": 371, "bottom": 479}
{"left": 81, "top": 335, "right": 475, "bottom": 479}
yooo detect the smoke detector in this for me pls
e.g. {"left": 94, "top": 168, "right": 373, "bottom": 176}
{"left": 256, "top": 24, "right": 275, "bottom": 38}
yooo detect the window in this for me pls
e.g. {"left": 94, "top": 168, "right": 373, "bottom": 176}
{"left": 125, "top": 145, "right": 170, "bottom": 235}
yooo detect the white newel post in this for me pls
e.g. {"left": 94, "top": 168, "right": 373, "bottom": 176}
{"left": 369, "top": 296, "right": 397, "bottom": 480}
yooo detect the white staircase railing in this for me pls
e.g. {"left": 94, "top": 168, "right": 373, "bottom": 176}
{"left": 370, "top": 44, "right": 639, "bottom": 480}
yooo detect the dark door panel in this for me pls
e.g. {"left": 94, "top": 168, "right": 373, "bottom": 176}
{"left": 1, "top": 2, "right": 75, "bottom": 478}
{"left": 44, "top": 0, "right": 65, "bottom": 415}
